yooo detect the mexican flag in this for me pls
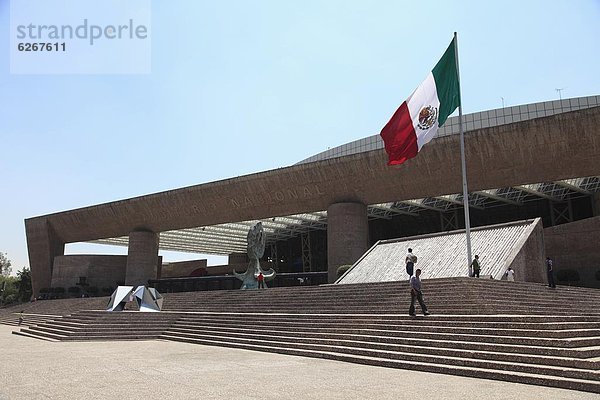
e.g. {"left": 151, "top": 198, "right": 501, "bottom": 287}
{"left": 380, "top": 38, "right": 461, "bottom": 166}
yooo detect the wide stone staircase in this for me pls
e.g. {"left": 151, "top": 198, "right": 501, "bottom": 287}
{"left": 8, "top": 278, "right": 600, "bottom": 393}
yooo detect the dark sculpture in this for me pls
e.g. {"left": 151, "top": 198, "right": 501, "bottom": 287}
{"left": 233, "top": 222, "right": 276, "bottom": 289}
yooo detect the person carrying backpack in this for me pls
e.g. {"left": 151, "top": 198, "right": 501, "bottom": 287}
{"left": 405, "top": 248, "right": 417, "bottom": 279}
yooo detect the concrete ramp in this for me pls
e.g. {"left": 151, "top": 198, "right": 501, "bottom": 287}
{"left": 337, "top": 218, "right": 543, "bottom": 284}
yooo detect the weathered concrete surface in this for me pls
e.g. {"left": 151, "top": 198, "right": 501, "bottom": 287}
{"left": 0, "top": 325, "right": 596, "bottom": 400}
{"left": 506, "top": 218, "right": 546, "bottom": 283}
{"left": 544, "top": 216, "right": 600, "bottom": 288}
{"left": 25, "top": 218, "right": 64, "bottom": 298}
{"left": 51, "top": 255, "right": 127, "bottom": 289}
{"left": 125, "top": 230, "right": 159, "bottom": 286}
{"left": 327, "top": 202, "right": 369, "bottom": 282}
{"left": 160, "top": 259, "right": 207, "bottom": 278}
{"left": 25, "top": 107, "right": 600, "bottom": 294}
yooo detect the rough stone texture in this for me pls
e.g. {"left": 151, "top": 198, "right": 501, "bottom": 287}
{"left": 228, "top": 252, "right": 248, "bottom": 264}
{"left": 51, "top": 255, "right": 127, "bottom": 289}
{"left": 544, "top": 216, "right": 600, "bottom": 289}
{"left": 25, "top": 218, "right": 64, "bottom": 298}
{"left": 125, "top": 231, "right": 159, "bottom": 286}
{"left": 327, "top": 202, "right": 369, "bottom": 283}
{"left": 337, "top": 219, "right": 543, "bottom": 284}
{"left": 504, "top": 218, "right": 545, "bottom": 283}
{"left": 25, "top": 107, "right": 600, "bottom": 295}
{"left": 160, "top": 259, "right": 207, "bottom": 278}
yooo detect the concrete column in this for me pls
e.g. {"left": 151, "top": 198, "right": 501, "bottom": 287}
{"left": 125, "top": 230, "right": 159, "bottom": 286}
{"left": 25, "top": 218, "right": 65, "bottom": 298}
{"left": 327, "top": 202, "right": 369, "bottom": 283}
{"left": 593, "top": 192, "right": 600, "bottom": 217}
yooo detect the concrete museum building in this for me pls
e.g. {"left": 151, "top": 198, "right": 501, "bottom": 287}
{"left": 25, "top": 95, "right": 600, "bottom": 296}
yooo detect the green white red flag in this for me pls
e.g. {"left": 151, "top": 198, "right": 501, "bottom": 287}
{"left": 380, "top": 38, "right": 461, "bottom": 165}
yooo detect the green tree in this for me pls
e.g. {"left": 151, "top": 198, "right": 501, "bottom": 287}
{"left": 0, "top": 252, "right": 12, "bottom": 277}
{"left": 17, "top": 267, "right": 32, "bottom": 302}
{"left": 0, "top": 275, "right": 18, "bottom": 305}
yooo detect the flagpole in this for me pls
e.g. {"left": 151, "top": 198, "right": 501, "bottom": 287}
{"left": 454, "top": 32, "right": 473, "bottom": 276}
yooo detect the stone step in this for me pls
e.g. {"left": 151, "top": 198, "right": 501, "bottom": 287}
{"left": 11, "top": 330, "right": 62, "bottom": 342}
{"left": 31, "top": 314, "right": 600, "bottom": 339}
{"left": 172, "top": 319, "right": 600, "bottom": 339}
{"left": 164, "top": 329, "right": 600, "bottom": 380}
{"left": 161, "top": 291, "right": 600, "bottom": 305}
{"left": 160, "top": 334, "right": 600, "bottom": 393}
{"left": 161, "top": 285, "right": 600, "bottom": 295}
{"left": 27, "top": 325, "right": 78, "bottom": 336}
{"left": 174, "top": 315, "right": 600, "bottom": 329}
{"left": 163, "top": 307, "right": 600, "bottom": 316}
{"left": 165, "top": 312, "right": 600, "bottom": 323}
{"left": 16, "top": 327, "right": 68, "bottom": 341}
{"left": 61, "top": 330, "right": 164, "bottom": 341}
{"left": 165, "top": 324, "right": 600, "bottom": 354}
{"left": 161, "top": 299, "right": 600, "bottom": 311}
{"left": 0, "top": 314, "right": 62, "bottom": 327}
{"left": 171, "top": 325, "right": 600, "bottom": 370}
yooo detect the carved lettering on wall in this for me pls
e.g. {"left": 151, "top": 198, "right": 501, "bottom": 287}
{"left": 228, "top": 184, "right": 325, "bottom": 209}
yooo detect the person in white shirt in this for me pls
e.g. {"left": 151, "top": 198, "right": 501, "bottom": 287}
{"left": 505, "top": 267, "right": 515, "bottom": 281}
{"left": 405, "top": 248, "right": 417, "bottom": 278}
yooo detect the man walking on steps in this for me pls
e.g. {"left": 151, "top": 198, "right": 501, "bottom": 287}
{"left": 405, "top": 248, "right": 417, "bottom": 279}
{"left": 409, "top": 269, "right": 430, "bottom": 317}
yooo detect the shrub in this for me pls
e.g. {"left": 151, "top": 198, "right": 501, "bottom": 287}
{"left": 51, "top": 287, "right": 66, "bottom": 298}
{"left": 87, "top": 286, "right": 99, "bottom": 296}
{"left": 336, "top": 265, "right": 353, "bottom": 279}
{"left": 3, "top": 294, "right": 17, "bottom": 305}
{"left": 101, "top": 287, "right": 114, "bottom": 296}
{"left": 68, "top": 286, "right": 81, "bottom": 297}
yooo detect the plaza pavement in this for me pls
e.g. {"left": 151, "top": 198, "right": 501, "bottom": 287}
{"left": 0, "top": 325, "right": 598, "bottom": 400}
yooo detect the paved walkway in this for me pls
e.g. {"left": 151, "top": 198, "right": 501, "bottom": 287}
{"left": 0, "top": 325, "right": 597, "bottom": 400}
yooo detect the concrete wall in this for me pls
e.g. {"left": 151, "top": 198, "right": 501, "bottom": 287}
{"left": 161, "top": 259, "right": 207, "bottom": 278}
{"left": 51, "top": 255, "right": 127, "bottom": 290}
{"left": 504, "top": 219, "right": 546, "bottom": 283}
{"left": 228, "top": 253, "right": 248, "bottom": 264}
{"left": 544, "top": 216, "right": 600, "bottom": 288}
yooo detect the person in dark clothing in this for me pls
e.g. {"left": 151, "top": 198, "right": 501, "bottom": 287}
{"left": 409, "top": 269, "right": 430, "bottom": 317}
{"left": 546, "top": 256, "right": 556, "bottom": 288}
{"left": 470, "top": 255, "right": 481, "bottom": 278}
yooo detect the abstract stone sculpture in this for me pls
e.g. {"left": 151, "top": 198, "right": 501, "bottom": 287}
{"left": 233, "top": 222, "right": 276, "bottom": 289}
{"left": 106, "top": 285, "right": 163, "bottom": 312}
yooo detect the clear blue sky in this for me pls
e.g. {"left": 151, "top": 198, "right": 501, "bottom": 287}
{"left": 1, "top": 0, "right": 599, "bottom": 273}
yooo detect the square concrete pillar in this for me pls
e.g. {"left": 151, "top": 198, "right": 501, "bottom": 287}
{"left": 327, "top": 202, "right": 369, "bottom": 283}
{"left": 25, "top": 218, "right": 65, "bottom": 298}
{"left": 125, "top": 230, "right": 159, "bottom": 286}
